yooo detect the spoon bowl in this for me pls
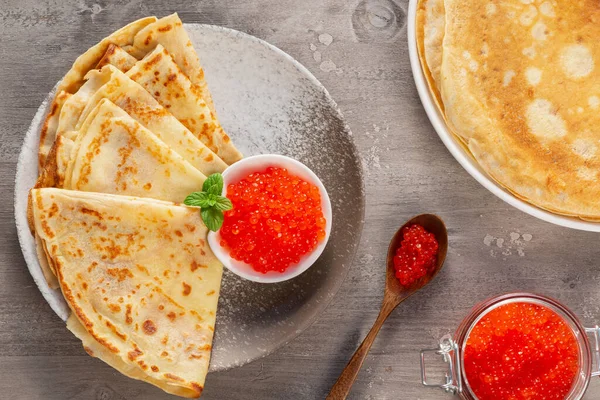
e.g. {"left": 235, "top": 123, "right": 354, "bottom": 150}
{"left": 327, "top": 214, "right": 448, "bottom": 400}
{"left": 384, "top": 214, "right": 448, "bottom": 303}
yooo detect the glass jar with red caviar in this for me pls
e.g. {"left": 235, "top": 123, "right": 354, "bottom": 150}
{"left": 420, "top": 293, "right": 600, "bottom": 400}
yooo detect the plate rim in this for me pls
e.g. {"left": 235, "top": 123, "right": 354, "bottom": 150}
{"left": 407, "top": 0, "right": 600, "bottom": 232}
{"left": 14, "top": 23, "right": 366, "bottom": 371}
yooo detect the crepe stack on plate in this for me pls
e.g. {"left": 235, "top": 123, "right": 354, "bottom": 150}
{"left": 28, "top": 14, "right": 242, "bottom": 398}
{"left": 417, "top": 0, "right": 600, "bottom": 219}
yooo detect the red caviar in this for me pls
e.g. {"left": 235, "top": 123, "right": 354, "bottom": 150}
{"left": 464, "top": 302, "right": 579, "bottom": 400}
{"left": 393, "top": 224, "right": 438, "bottom": 287}
{"left": 220, "top": 167, "right": 326, "bottom": 274}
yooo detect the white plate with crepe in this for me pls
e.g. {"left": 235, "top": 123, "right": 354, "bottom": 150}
{"left": 15, "top": 14, "right": 364, "bottom": 398}
{"left": 408, "top": 0, "right": 600, "bottom": 232}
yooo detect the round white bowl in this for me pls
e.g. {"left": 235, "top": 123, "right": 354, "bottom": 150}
{"left": 407, "top": 0, "right": 600, "bottom": 232}
{"left": 207, "top": 154, "right": 333, "bottom": 283}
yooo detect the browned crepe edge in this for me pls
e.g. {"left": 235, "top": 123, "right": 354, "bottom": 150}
{"left": 416, "top": 0, "right": 445, "bottom": 114}
{"left": 95, "top": 44, "right": 138, "bottom": 72}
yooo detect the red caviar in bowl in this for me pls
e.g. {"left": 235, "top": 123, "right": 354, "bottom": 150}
{"left": 219, "top": 167, "right": 326, "bottom": 274}
{"left": 464, "top": 302, "right": 579, "bottom": 400}
{"left": 393, "top": 224, "right": 438, "bottom": 287}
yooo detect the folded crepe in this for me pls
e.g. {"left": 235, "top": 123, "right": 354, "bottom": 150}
{"left": 126, "top": 45, "right": 242, "bottom": 164}
{"left": 30, "top": 187, "right": 223, "bottom": 398}
{"left": 39, "top": 65, "right": 227, "bottom": 186}
{"left": 78, "top": 66, "right": 227, "bottom": 176}
{"left": 39, "top": 13, "right": 241, "bottom": 171}
{"left": 62, "top": 99, "right": 206, "bottom": 202}
{"left": 38, "top": 16, "right": 158, "bottom": 166}
{"left": 40, "top": 62, "right": 122, "bottom": 167}
{"left": 124, "top": 13, "right": 216, "bottom": 114}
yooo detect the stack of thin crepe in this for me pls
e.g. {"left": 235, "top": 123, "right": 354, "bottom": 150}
{"left": 417, "top": 0, "right": 600, "bottom": 219}
{"left": 28, "top": 14, "right": 242, "bottom": 398}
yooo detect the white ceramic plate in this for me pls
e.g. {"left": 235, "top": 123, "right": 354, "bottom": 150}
{"left": 407, "top": 0, "right": 600, "bottom": 232}
{"left": 15, "top": 24, "right": 365, "bottom": 371}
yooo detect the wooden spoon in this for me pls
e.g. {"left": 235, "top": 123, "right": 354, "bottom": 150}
{"left": 326, "top": 214, "right": 448, "bottom": 400}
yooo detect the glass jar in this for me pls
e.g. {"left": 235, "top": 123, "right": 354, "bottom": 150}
{"left": 420, "top": 293, "right": 600, "bottom": 399}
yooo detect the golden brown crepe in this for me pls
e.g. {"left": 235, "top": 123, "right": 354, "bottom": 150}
{"left": 38, "top": 65, "right": 227, "bottom": 187}
{"left": 418, "top": 0, "right": 600, "bottom": 218}
{"left": 125, "top": 13, "right": 216, "bottom": 114}
{"left": 30, "top": 187, "right": 223, "bottom": 398}
{"left": 127, "top": 45, "right": 242, "bottom": 164}
{"left": 40, "top": 64, "right": 115, "bottom": 166}
{"left": 78, "top": 66, "right": 227, "bottom": 176}
{"left": 39, "top": 13, "right": 240, "bottom": 171}
{"left": 64, "top": 99, "right": 206, "bottom": 202}
{"left": 37, "top": 17, "right": 157, "bottom": 168}
{"left": 31, "top": 15, "right": 245, "bottom": 397}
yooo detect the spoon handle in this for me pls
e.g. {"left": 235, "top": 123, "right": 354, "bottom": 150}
{"left": 326, "top": 299, "right": 398, "bottom": 400}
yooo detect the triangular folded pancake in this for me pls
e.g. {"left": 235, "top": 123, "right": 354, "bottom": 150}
{"left": 78, "top": 66, "right": 227, "bottom": 176}
{"left": 39, "top": 66, "right": 115, "bottom": 166}
{"left": 38, "top": 17, "right": 158, "bottom": 168}
{"left": 64, "top": 99, "right": 206, "bottom": 202}
{"left": 125, "top": 13, "right": 216, "bottom": 114}
{"left": 39, "top": 14, "right": 241, "bottom": 172}
{"left": 30, "top": 187, "right": 222, "bottom": 398}
{"left": 127, "top": 45, "right": 242, "bottom": 164}
{"left": 56, "top": 68, "right": 110, "bottom": 141}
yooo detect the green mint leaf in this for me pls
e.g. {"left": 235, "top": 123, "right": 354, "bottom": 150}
{"left": 203, "top": 173, "right": 224, "bottom": 196}
{"left": 213, "top": 196, "right": 233, "bottom": 211}
{"left": 201, "top": 207, "right": 224, "bottom": 232}
{"left": 186, "top": 173, "right": 230, "bottom": 232}
{"left": 206, "top": 193, "right": 218, "bottom": 207}
{"left": 184, "top": 192, "right": 211, "bottom": 208}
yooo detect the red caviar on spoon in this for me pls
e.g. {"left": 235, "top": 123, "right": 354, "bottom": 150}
{"left": 393, "top": 224, "right": 439, "bottom": 287}
{"left": 328, "top": 214, "right": 448, "bottom": 399}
